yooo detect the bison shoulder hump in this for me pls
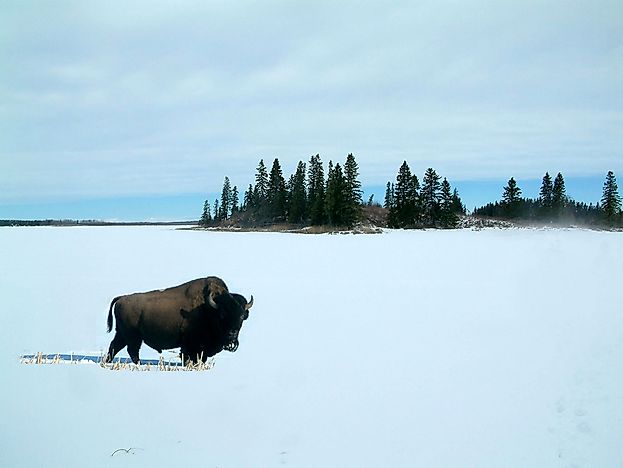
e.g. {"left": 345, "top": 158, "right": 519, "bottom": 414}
{"left": 184, "top": 277, "right": 228, "bottom": 308}
{"left": 205, "top": 276, "right": 229, "bottom": 294}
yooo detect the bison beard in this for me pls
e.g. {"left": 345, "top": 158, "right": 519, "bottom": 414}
{"left": 105, "top": 277, "right": 253, "bottom": 365}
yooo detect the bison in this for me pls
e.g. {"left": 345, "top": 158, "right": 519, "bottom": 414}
{"left": 105, "top": 276, "right": 253, "bottom": 364}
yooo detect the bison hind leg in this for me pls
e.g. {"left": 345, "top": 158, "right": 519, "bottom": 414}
{"left": 126, "top": 339, "right": 142, "bottom": 364}
{"left": 105, "top": 332, "right": 126, "bottom": 363}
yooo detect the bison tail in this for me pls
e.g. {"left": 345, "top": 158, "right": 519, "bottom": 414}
{"left": 107, "top": 297, "right": 121, "bottom": 333}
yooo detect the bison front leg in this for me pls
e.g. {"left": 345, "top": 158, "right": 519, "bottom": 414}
{"left": 126, "top": 338, "right": 143, "bottom": 364}
{"left": 180, "top": 346, "right": 202, "bottom": 366}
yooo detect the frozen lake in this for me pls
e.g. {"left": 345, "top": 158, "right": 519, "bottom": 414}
{"left": 0, "top": 226, "right": 621, "bottom": 467}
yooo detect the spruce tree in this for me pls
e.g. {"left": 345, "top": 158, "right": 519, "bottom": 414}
{"left": 393, "top": 161, "right": 417, "bottom": 227}
{"left": 410, "top": 174, "right": 422, "bottom": 223}
{"left": 325, "top": 162, "right": 347, "bottom": 226}
{"left": 200, "top": 200, "right": 212, "bottom": 226}
{"left": 308, "top": 154, "right": 326, "bottom": 225}
{"left": 267, "top": 158, "right": 287, "bottom": 221}
{"left": 325, "top": 160, "right": 334, "bottom": 224}
{"left": 219, "top": 176, "right": 232, "bottom": 220}
{"left": 243, "top": 184, "right": 254, "bottom": 211}
{"left": 601, "top": 171, "right": 621, "bottom": 225}
{"left": 288, "top": 161, "right": 307, "bottom": 224}
{"left": 344, "top": 153, "right": 363, "bottom": 226}
{"left": 439, "top": 178, "right": 459, "bottom": 228}
{"left": 552, "top": 172, "right": 567, "bottom": 218}
{"left": 213, "top": 199, "right": 220, "bottom": 221}
{"left": 538, "top": 172, "right": 553, "bottom": 219}
{"left": 231, "top": 186, "right": 239, "bottom": 214}
{"left": 451, "top": 189, "right": 465, "bottom": 215}
{"left": 254, "top": 159, "right": 269, "bottom": 213}
{"left": 502, "top": 177, "right": 522, "bottom": 218}
{"left": 384, "top": 182, "right": 394, "bottom": 210}
{"left": 386, "top": 182, "right": 397, "bottom": 227}
{"left": 421, "top": 168, "right": 441, "bottom": 226}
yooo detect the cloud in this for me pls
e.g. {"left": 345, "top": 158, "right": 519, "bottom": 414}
{"left": 1, "top": 1, "right": 622, "bottom": 204}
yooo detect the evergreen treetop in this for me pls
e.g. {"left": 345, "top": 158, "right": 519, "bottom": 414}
{"left": 219, "top": 176, "right": 232, "bottom": 220}
{"left": 439, "top": 178, "right": 459, "bottom": 228}
{"left": 254, "top": 159, "right": 269, "bottom": 204}
{"left": 325, "top": 162, "right": 348, "bottom": 226}
{"left": 267, "top": 158, "right": 287, "bottom": 221}
{"left": 601, "top": 171, "right": 621, "bottom": 223}
{"left": 308, "top": 154, "right": 326, "bottom": 226}
{"left": 200, "top": 199, "right": 212, "bottom": 226}
{"left": 552, "top": 172, "right": 567, "bottom": 217}
{"left": 502, "top": 177, "right": 522, "bottom": 218}
{"left": 288, "top": 161, "right": 308, "bottom": 224}
{"left": 539, "top": 172, "right": 553, "bottom": 218}
{"left": 343, "top": 153, "right": 363, "bottom": 226}
{"left": 421, "top": 168, "right": 441, "bottom": 226}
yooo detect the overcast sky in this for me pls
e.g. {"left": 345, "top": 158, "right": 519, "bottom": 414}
{"left": 1, "top": 1, "right": 622, "bottom": 210}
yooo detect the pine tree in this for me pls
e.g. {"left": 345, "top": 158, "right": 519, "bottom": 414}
{"left": 385, "top": 182, "right": 397, "bottom": 227}
{"left": 200, "top": 200, "right": 212, "bottom": 226}
{"left": 231, "top": 186, "right": 239, "bottom": 214}
{"left": 451, "top": 189, "right": 465, "bottom": 215}
{"left": 410, "top": 174, "right": 421, "bottom": 223}
{"left": 421, "top": 168, "right": 441, "bottom": 226}
{"left": 601, "top": 171, "right": 621, "bottom": 225}
{"left": 219, "top": 176, "right": 232, "bottom": 220}
{"left": 213, "top": 199, "right": 220, "bottom": 221}
{"left": 288, "top": 161, "right": 307, "bottom": 224}
{"left": 439, "top": 178, "right": 459, "bottom": 228}
{"left": 254, "top": 159, "right": 269, "bottom": 212}
{"left": 243, "top": 184, "right": 254, "bottom": 211}
{"left": 502, "top": 177, "right": 522, "bottom": 218}
{"left": 552, "top": 172, "right": 567, "bottom": 218}
{"left": 392, "top": 161, "right": 418, "bottom": 227}
{"left": 343, "top": 153, "right": 363, "bottom": 226}
{"left": 538, "top": 172, "right": 553, "bottom": 219}
{"left": 325, "top": 162, "right": 347, "bottom": 226}
{"left": 267, "top": 158, "right": 287, "bottom": 221}
{"left": 384, "top": 182, "right": 394, "bottom": 210}
{"left": 308, "top": 154, "right": 326, "bottom": 225}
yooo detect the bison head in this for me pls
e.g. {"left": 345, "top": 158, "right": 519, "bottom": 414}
{"left": 206, "top": 289, "right": 254, "bottom": 352}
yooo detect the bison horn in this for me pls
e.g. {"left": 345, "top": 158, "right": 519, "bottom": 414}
{"left": 208, "top": 291, "right": 218, "bottom": 309}
{"left": 245, "top": 295, "right": 254, "bottom": 311}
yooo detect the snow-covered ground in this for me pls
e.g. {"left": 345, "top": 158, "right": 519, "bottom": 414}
{"left": 0, "top": 226, "right": 621, "bottom": 467}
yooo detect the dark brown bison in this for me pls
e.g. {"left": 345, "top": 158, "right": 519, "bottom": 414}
{"left": 105, "top": 276, "right": 253, "bottom": 364}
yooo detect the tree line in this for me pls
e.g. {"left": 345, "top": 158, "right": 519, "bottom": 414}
{"left": 383, "top": 162, "right": 466, "bottom": 229}
{"left": 474, "top": 171, "right": 622, "bottom": 227}
{"left": 201, "top": 156, "right": 621, "bottom": 229}
{"left": 200, "top": 154, "right": 365, "bottom": 228}
{"left": 200, "top": 154, "right": 465, "bottom": 229}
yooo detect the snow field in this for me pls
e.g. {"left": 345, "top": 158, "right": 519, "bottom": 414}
{"left": 0, "top": 226, "right": 621, "bottom": 467}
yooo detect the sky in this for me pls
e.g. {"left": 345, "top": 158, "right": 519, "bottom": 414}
{"left": 1, "top": 1, "right": 622, "bottom": 221}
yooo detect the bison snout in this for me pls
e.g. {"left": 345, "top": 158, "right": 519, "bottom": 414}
{"left": 225, "top": 338, "right": 239, "bottom": 352}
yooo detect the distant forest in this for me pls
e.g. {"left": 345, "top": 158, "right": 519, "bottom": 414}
{"left": 203, "top": 155, "right": 622, "bottom": 230}
{"left": 0, "top": 220, "right": 196, "bottom": 227}
{"left": 473, "top": 171, "right": 622, "bottom": 228}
